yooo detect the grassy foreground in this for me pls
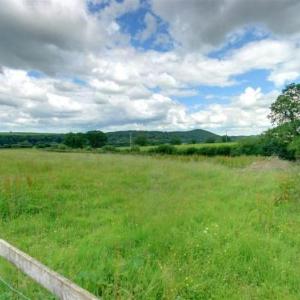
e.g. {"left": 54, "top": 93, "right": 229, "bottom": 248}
{"left": 0, "top": 150, "right": 300, "bottom": 299}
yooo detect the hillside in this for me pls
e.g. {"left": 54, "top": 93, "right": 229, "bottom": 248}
{"left": 106, "top": 129, "right": 220, "bottom": 146}
{"left": 0, "top": 129, "right": 220, "bottom": 147}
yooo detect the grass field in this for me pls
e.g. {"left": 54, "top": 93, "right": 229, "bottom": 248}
{"left": 119, "top": 142, "right": 237, "bottom": 152}
{"left": 0, "top": 150, "right": 300, "bottom": 299}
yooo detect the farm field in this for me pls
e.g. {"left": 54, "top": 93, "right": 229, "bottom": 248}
{"left": 119, "top": 142, "right": 237, "bottom": 152}
{"left": 0, "top": 150, "right": 300, "bottom": 299}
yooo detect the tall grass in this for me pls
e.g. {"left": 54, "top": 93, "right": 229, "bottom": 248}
{"left": 0, "top": 150, "right": 299, "bottom": 299}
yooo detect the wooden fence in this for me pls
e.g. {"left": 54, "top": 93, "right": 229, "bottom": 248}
{"left": 0, "top": 239, "right": 99, "bottom": 300}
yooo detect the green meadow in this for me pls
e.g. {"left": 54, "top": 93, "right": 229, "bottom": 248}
{"left": 119, "top": 142, "right": 237, "bottom": 152}
{"left": 0, "top": 150, "right": 300, "bottom": 299}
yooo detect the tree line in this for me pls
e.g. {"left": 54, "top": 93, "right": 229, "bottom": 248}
{"left": 64, "top": 131, "right": 107, "bottom": 148}
{"left": 0, "top": 83, "right": 299, "bottom": 159}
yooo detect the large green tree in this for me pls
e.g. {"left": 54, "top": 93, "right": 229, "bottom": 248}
{"left": 269, "top": 83, "right": 300, "bottom": 125}
{"left": 262, "top": 83, "right": 300, "bottom": 160}
{"left": 64, "top": 133, "right": 86, "bottom": 148}
{"left": 86, "top": 131, "right": 107, "bottom": 148}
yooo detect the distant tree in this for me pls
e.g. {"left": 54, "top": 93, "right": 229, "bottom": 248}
{"left": 170, "top": 137, "right": 182, "bottom": 145}
{"left": 190, "top": 139, "right": 197, "bottom": 144}
{"left": 64, "top": 133, "right": 86, "bottom": 148}
{"left": 269, "top": 83, "right": 300, "bottom": 126}
{"left": 134, "top": 135, "right": 148, "bottom": 146}
{"left": 86, "top": 131, "right": 107, "bottom": 148}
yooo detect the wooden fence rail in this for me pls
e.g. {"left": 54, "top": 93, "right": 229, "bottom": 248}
{"left": 0, "top": 239, "right": 99, "bottom": 300}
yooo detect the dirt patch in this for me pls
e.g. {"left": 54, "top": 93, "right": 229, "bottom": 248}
{"left": 247, "top": 157, "right": 291, "bottom": 171}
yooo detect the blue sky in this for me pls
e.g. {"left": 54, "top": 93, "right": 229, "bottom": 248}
{"left": 0, "top": 0, "right": 300, "bottom": 134}
{"left": 116, "top": 4, "right": 290, "bottom": 119}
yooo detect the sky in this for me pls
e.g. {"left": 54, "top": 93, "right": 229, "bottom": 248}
{"left": 0, "top": 0, "right": 300, "bottom": 135}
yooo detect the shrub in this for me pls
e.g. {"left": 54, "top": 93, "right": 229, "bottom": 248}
{"left": 35, "top": 143, "right": 51, "bottom": 148}
{"left": 197, "top": 146, "right": 217, "bottom": 156}
{"left": 102, "top": 145, "right": 119, "bottom": 152}
{"left": 48, "top": 143, "right": 68, "bottom": 151}
{"left": 57, "top": 144, "right": 68, "bottom": 150}
{"left": 215, "top": 145, "right": 233, "bottom": 156}
{"left": 182, "top": 147, "right": 198, "bottom": 155}
{"left": 259, "top": 122, "right": 299, "bottom": 160}
{"left": 205, "top": 137, "right": 216, "bottom": 143}
{"left": 288, "top": 136, "right": 300, "bottom": 160}
{"left": 234, "top": 137, "right": 262, "bottom": 156}
{"left": 149, "top": 144, "right": 177, "bottom": 155}
{"left": 129, "top": 146, "right": 141, "bottom": 153}
{"left": 17, "top": 141, "right": 33, "bottom": 148}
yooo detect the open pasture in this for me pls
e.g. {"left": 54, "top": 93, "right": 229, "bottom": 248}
{"left": 0, "top": 150, "right": 299, "bottom": 299}
{"left": 119, "top": 142, "right": 237, "bottom": 152}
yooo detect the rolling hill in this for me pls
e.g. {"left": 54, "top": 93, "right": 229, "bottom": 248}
{"left": 106, "top": 129, "right": 220, "bottom": 146}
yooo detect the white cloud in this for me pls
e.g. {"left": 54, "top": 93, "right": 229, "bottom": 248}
{"left": 191, "top": 88, "right": 278, "bottom": 135}
{"left": 0, "top": 0, "right": 138, "bottom": 74}
{"left": 137, "top": 12, "right": 158, "bottom": 41}
{"left": 151, "top": 0, "right": 300, "bottom": 51}
{"left": 0, "top": 0, "right": 299, "bottom": 134}
{"left": 0, "top": 67, "right": 278, "bottom": 134}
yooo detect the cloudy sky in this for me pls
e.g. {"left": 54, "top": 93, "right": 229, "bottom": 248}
{"left": 0, "top": 0, "right": 300, "bottom": 134}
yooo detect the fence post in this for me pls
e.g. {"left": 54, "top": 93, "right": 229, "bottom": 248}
{"left": 0, "top": 239, "right": 99, "bottom": 300}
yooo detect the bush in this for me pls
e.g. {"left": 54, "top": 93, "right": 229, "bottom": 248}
{"left": 259, "top": 122, "right": 299, "bottom": 160}
{"left": 102, "top": 145, "right": 119, "bottom": 153}
{"left": 149, "top": 144, "right": 177, "bottom": 155}
{"left": 197, "top": 146, "right": 217, "bottom": 156}
{"left": 47, "top": 143, "right": 69, "bottom": 152}
{"left": 190, "top": 145, "right": 233, "bottom": 156}
{"left": 234, "top": 137, "right": 262, "bottom": 156}
{"left": 129, "top": 146, "right": 141, "bottom": 153}
{"left": 57, "top": 144, "right": 68, "bottom": 150}
{"left": 205, "top": 137, "right": 216, "bottom": 143}
{"left": 214, "top": 145, "right": 233, "bottom": 156}
{"left": 181, "top": 147, "right": 198, "bottom": 155}
{"left": 35, "top": 143, "right": 51, "bottom": 148}
{"left": 17, "top": 141, "right": 33, "bottom": 148}
{"left": 232, "top": 121, "right": 300, "bottom": 160}
{"left": 288, "top": 136, "right": 300, "bottom": 160}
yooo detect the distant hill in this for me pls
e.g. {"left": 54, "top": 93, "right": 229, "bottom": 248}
{"left": 0, "top": 129, "right": 249, "bottom": 148}
{"left": 106, "top": 129, "right": 220, "bottom": 146}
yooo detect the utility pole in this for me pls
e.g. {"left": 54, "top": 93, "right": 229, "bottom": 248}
{"left": 226, "top": 131, "right": 228, "bottom": 143}
{"left": 129, "top": 132, "right": 132, "bottom": 148}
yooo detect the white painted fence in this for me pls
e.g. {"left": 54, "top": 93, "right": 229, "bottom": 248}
{"left": 0, "top": 239, "right": 99, "bottom": 300}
